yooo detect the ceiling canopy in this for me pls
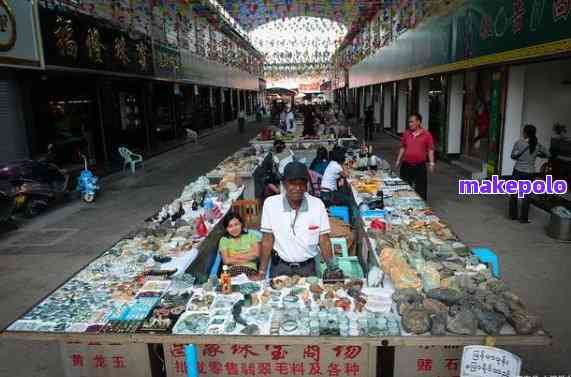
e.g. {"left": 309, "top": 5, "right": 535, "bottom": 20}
{"left": 222, "top": 0, "right": 381, "bottom": 32}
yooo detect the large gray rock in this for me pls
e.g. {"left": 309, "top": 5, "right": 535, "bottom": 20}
{"left": 446, "top": 309, "right": 477, "bottom": 335}
{"left": 427, "top": 288, "right": 465, "bottom": 305}
{"left": 423, "top": 298, "right": 449, "bottom": 315}
{"left": 392, "top": 288, "right": 423, "bottom": 304}
{"left": 474, "top": 308, "right": 506, "bottom": 335}
{"left": 430, "top": 313, "right": 447, "bottom": 336}
{"left": 494, "top": 300, "right": 511, "bottom": 318}
{"left": 508, "top": 310, "right": 542, "bottom": 335}
{"left": 402, "top": 309, "right": 431, "bottom": 334}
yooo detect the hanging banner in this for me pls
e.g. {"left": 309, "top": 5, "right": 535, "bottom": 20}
{"left": 0, "top": 0, "right": 43, "bottom": 68}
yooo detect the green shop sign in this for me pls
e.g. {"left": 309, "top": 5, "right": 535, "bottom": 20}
{"left": 350, "top": 0, "right": 571, "bottom": 86}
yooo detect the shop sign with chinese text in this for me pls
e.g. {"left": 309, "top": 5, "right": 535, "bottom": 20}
{"left": 394, "top": 346, "right": 463, "bottom": 377}
{"left": 164, "top": 343, "right": 371, "bottom": 377}
{"left": 0, "top": 0, "right": 42, "bottom": 68}
{"left": 60, "top": 341, "right": 152, "bottom": 377}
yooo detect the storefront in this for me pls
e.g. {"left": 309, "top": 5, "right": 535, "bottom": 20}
{"left": 26, "top": 72, "right": 103, "bottom": 171}
{"left": 0, "top": 0, "right": 43, "bottom": 162}
{"left": 462, "top": 68, "right": 507, "bottom": 177}
{"left": 427, "top": 75, "right": 448, "bottom": 155}
{"left": 195, "top": 85, "right": 214, "bottom": 131}
{"left": 223, "top": 88, "right": 233, "bottom": 123}
{"left": 500, "top": 58, "right": 571, "bottom": 207}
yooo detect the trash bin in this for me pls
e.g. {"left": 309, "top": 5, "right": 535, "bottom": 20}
{"left": 547, "top": 206, "right": 571, "bottom": 241}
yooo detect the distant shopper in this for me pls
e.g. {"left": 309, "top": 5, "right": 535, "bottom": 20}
{"left": 279, "top": 108, "right": 287, "bottom": 132}
{"left": 285, "top": 106, "right": 296, "bottom": 133}
{"left": 309, "top": 146, "right": 330, "bottom": 176}
{"left": 219, "top": 212, "right": 260, "bottom": 277}
{"left": 320, "top": 146, "right": 352, "bottom": 207}
{"left": 302, "top": 106, "right": 317, "bottom": 137}
{"left": 509, "top": 124, "right": 550, "bottom": 223}
{"left": 472, "top": 100, "right": 490, "bottom": 148}
{"left": 238, "top": 109, "right": 246, "bottom": 133}
{"left": 395, "top": 113, "right": 435, "bottom": 200}
{"left": 364, "top": 105, "right": 374, "bottom": 141}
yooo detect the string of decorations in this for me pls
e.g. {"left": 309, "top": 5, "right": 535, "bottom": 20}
{"left": 331, "top": 0, "right": 461, "bottom": 88}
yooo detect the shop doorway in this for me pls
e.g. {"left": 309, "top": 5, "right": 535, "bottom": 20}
{"left": 213, "top": 87, "right": 222, "bottom": 126}
{"left": 428, "top": 75, "right": 448, "bottom": 154}
{"left": 150, "top": 82, "right": 179, "bottom": 154}
{"left": 223, "top": 88, "right": 232, "bottom": 123}
{"left": 462, "top": 70, "right": 494, "bottom": 161}
{"left": 30, "top": 75, "right": 103, "bottom": 173}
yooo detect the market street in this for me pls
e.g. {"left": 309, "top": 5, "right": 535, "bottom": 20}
{"left": 2, "top": 1, "right": 571, "bottom": 375}
{"left": 0, "top": 122, "right": 568, "bottom": 375}
{"left": 0, "top": 120, "right": 266, "bottom": 377}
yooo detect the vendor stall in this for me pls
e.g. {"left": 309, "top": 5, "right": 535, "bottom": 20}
{"left": 1, "top": 139, "right": 550, "bottom": 377}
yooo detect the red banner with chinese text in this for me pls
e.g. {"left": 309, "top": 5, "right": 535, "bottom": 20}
{"left": 164, "top": 343, "right": 370, "bottom": 377}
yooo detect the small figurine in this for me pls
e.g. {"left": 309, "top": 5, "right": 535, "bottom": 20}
{"left": 196, "top": 215, "right": 208, "bottom": 237}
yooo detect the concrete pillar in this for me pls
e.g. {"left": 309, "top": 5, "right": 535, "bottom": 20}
{"left": 501, "top": 66, "right": 526, "bottom": 176}
{"left": 359, "top": 88, "right": 365, "bottom": 118}
{"left": 418, "top": 77, "right": 430, "bottom": 128}
{"left": 447, "top": 73, "right": 464, "bottom": 154}
{"left": 397, "top": 81, "right": 407, "bottom": 133}
{"left": 383, "top": 83, "right": 392, "bottom": 129}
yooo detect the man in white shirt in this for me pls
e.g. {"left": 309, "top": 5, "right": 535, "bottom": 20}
{"left": 255, "top": 162, "right": 342, "bottom": 279}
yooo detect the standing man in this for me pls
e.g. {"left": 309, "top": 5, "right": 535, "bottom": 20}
{"left": 255, "top": 162, "right": 343, "bottom": 279}
{"left": 364, "top": 105, "right": 374, "bottom": 141}
{"left": 395, "top": 113, "right": 435, "bottom": 200}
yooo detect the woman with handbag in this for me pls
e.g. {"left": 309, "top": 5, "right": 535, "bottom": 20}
{"left": 509, "top": 124, "right": 550, "bottom": 223}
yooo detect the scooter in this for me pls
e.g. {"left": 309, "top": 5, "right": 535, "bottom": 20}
{"left": 76, "top": 154, "right": 99, "bottom": 202}
{"left": 0, "top": 160, "right": 70, "bottom": 217}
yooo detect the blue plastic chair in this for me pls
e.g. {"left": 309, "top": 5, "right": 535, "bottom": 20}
{"left": 209, "top": 230, "right": 270, "bottom": 278}
{"left": 329, "top": 206, "right": 350, "bottom": 224}
{"left": 471, "top": 247, "right": 500, "bottom": 278}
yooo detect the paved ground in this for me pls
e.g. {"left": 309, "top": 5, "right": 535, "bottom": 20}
{"left": 359, "top": 126, "right": 570, "bottom": 374}
{"left": 0, "top": 120, "right": 569, "bottom": 376}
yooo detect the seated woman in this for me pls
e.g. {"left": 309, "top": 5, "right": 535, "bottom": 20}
{"left": 218, "top": 212, "right": 260, "bottom": 277}
{"left": 309, "top": 146, "right": 330, "bottom": 176}
{"left": 320, "top": 146, "right": 352, "bottom": 207}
